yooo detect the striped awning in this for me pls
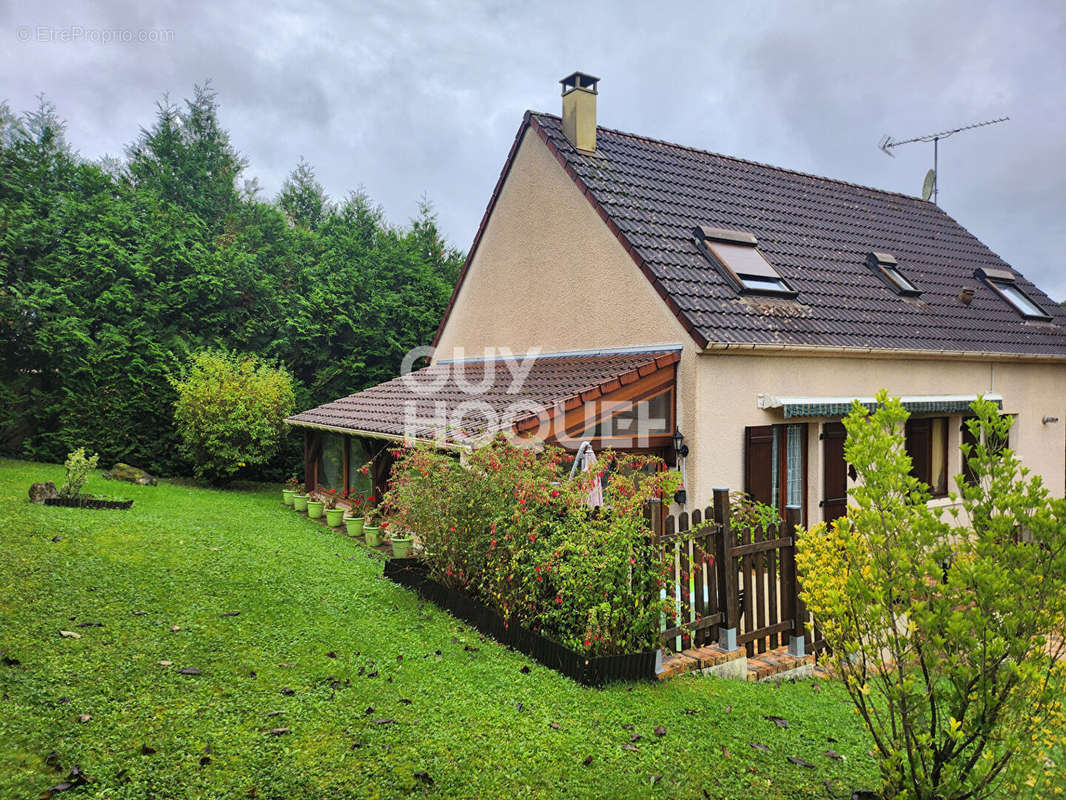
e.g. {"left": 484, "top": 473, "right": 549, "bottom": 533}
{"left": 756, "top": 393, "right": 1003, "bottom": 419}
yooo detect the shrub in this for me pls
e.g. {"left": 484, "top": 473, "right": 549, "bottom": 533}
{"left": 170, "top": 351, "right": 295, "bottom": 485}
{"left": 59, "top": 447, "right": 99, "bottom": 498}
{"left": 383, "top": 436, "right": 682, "bottom": 655}
{"left": 796, "top": 393, "right": 1066, "bottom": 800}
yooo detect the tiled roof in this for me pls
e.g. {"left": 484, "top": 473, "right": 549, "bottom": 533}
{"left": 286, "top": 349, "right": 680, "bottom": 444}
{"left": 518, "top": 112, "right": 1066, "bottom": 355}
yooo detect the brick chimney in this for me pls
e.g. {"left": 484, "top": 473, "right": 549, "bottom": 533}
{"left": 560, "top": 72, "right": 599, "bottom": 152}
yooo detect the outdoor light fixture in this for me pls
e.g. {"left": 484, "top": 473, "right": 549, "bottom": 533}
{"left": 672, "top": 430, "right": 689, "bottom": 459}
{"left": 673, "top": 486, "right": 688, "bottom": 506}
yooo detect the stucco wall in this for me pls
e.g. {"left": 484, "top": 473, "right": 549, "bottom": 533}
{"left": 690, "top": 351, "right": 1066, "bottom": 516}
{"left": 433, "top": 125, "right": 700, "bottom": 464}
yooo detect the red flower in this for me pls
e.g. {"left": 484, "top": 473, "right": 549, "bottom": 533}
{"left": 555, "top": 596, "right": 561, "bottom": 604}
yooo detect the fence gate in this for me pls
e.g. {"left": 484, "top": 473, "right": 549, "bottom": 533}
{"left": 659, "top": 490, "right": 821, "bottom": 658}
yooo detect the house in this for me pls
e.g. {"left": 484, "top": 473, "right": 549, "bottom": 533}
{"left": 286, "top": 72, "right": 1066, "bottom": 527}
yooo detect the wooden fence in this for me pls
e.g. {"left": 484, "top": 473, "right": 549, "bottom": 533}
{"left": 658, "top": 489, "right": 824, "bottom": 658}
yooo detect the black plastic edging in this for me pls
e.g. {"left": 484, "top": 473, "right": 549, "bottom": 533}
{"left": 383, "top": 558, "right": 657, "bottom": 686}
{"left": 43, "top": 497, "right": 134, "bottom": 510}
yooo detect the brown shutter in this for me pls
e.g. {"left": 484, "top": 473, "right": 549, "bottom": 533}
{"left": 905, "top": 418, "right": 932, "bottom": 486}
{"left": 745, "top": 426, "right": 776, "bottom": 507}
{"left": 821, "top": 422, "right": 847, "bottom": 522}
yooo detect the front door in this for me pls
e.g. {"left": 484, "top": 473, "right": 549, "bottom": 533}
{"left": 820, "top": 421, "right": 847, "bottom": 523}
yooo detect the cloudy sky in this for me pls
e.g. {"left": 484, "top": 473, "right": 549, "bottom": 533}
{"left": 5, "top": 0, "right": 1065, "bottom": 297}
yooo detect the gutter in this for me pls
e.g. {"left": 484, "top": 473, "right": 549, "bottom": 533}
{"left": 282, "top": 419, "right": 472, "bottom": 452}
{"left": 700, "top": 341, "right": 1066, "bottom": 364}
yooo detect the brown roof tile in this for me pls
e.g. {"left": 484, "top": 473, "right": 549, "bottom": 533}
{"left": 286, "top": 349, "right": 680, "bottom": 443}
{"left": 519, "top": 112, "right": 1066, "bottom": 356}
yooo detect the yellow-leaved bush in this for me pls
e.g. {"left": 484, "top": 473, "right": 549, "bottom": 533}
{"left": 796, "top": 393, "right": 1066, "bottom": 800}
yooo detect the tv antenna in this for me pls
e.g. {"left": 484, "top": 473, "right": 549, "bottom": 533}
{"left": 878, "top": 116, "right": 1009, "bottom": 204}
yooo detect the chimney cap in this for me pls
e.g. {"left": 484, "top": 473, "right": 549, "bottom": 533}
{"left": 560, "top": 71, "right": 599, "bottom": 94}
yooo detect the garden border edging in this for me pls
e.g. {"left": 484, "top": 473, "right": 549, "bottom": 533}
{"left": 382, "top": 558, "right": 657, "bottom": 686}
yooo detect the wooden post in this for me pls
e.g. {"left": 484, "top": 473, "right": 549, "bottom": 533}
{"left": 784, "top": 505, "right": 806, "bottom": 657}
{"left": 713, "top": 488, "right": 739, "bottom": 650}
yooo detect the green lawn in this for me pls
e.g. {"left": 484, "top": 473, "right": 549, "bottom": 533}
{"left": 0, "top": 458, "right": 877, "bottom": 798}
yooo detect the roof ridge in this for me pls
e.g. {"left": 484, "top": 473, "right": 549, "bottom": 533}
{"left": 528, "top": 110, "right": 936, "bottom": 208}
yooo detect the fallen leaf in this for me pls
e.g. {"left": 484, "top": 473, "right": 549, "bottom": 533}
{"left": 750, "top": 742, "right": 770, "bottom": 751}
{"left": 786, "top": 756, "right": 816, "bottom": 768}
{"left": 280, "top": 688, "right": 295, "bottom": 696}
{"left": 1, "top": 653, "right": 20, "bottom": 667}
{"left": 220, "top": 612, "right": 240, "bottom": 617}
{"left": 77, "top": 715, "right": 91, "bottom": 723}
{"left": 44, "top": 751, "right": 61, "bottom": 769}
{"left": 623, "top": 744, "right": 639, "bottom": 752}
{"left": 399, "top": 698, "right": 412, "bottom": 705}
{"left": 374, "top": 718, "right": 396, "bottom": 725}
{"left": 724, "top": 705, "right": 732, "bottom": 714}
{"left": 366, "top": 670, "right": 378, "bottom": 678}
{"left": 812, "top": 682, "right": 823, "bottom": 692}
{"left": 199, "top": 755, "right": 211, "bottom": 766}
{"left": 631, "top": 733, "right": 642, "bottom": 742}
{"left": 722, "top": 747, "right": 731, "bottom": 758}
{"left": 825, "top": 748, "right": 844, "bottom": 760}
{"left": 75, "top": 622, "right": 103, "bottom": 628}
{"left": 516, "top": 703, "right": 524, "bottom": 712}
{"left": 266, "top": 710, "right": 286, "bottom": 717}
{"left": 650, "top": 774, "right": 661, "bottom": 785}
{"left": 582, "top": 755, "right": 594, "bottom": 766}
{"left": 684, "top": 708, "right": 698, "bottom": 715}
{"left": 132, "top": 611, "right": 147, "bottom": 616}
{"left": 177, "top": 667, "right": 201, "bottom": 675}
{"left": 549, "top": 722, "right": 561, "bottom": 730}
{"left": 58, "top": 631, "right": 81, "bottom": 639}
{"left": 326, "top": 651, "right": 337, "bottom": 658}
{"left": 450, "top": 637, "right": 459, "bottom": 644}
{"left": 413, "top": 771, "right": 433, "bottom": 785}
{"left": 765, "top": 715, "right": 789, "bottom": 728}
{"left": 57, "top": 697, "right": 71, "bottom": 704}
{"left": 268, "top": 728, "right": 290, "bottom": 736}
{"left": 350, "top": 742, "right": 362, "bottom": 749}
{"left": 654, "top": 725, "right": 666, "bottom": 737}
{"left": 622, "top": 723, "right": 635, "bottom": 730}
{"left": 464, "top": 644, "right": 479, "bottom": 652}
{"left": 249, "top": 671, "right": 257, "bottom": 679}
{"left": 520, "top": 665, "right": 530, "bottom": 674}
{"left": 158, "top": 661, "right": 173, "bottom": 667}
{"left": 51, "top": 536, "right": 62, "bottom": 543}
{"left": 140, "top": 744, "right": 156, "bottom": 755}
{"left": 826, "top": 736, "right": 838, "bottom": 743}
{"left": 170, "top": 626, "right": 181, "bottom": 633}
{"left": 364, "top": 706, "right": 375, "bottom": 715}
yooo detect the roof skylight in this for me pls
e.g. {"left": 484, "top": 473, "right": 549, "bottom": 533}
{"left": 975, "top": 267, "right": 1050, "bottom": 320}
{"left": 694, "top": 227, "right": 795, "bottom": 297}
{"left": 867, "top": 252, "right": 920, "bottom": 296}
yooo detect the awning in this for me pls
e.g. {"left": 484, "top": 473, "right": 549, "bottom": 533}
{"left": 756, "top": 393, "right": 1003, "bottom": 419}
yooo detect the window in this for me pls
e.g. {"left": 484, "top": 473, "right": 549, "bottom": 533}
{"left": 976, "top": 267, "right": 1050, "bottom": 319}
{"left": 867, "top": 251, "right": 920, "bottom": 296}
{"left": 589, "top": 390, "right": 671, "bottom": 438}
{"left": 745, "top": 423, "right": 807, "bottom": 517}
{"left": 694, "top": 226, "right": 796, "bottom": 297}
{"left": 316, "top": 432, "right": 345, "bottom": 491}
{"left": 347, "top": 437, "right": 373, "bottom": 496}
{"left": 991, "top": 280, "right": 1047, "bottom": 318}
{"left": 904, "top": 417, "right": 948, "bottom": 496}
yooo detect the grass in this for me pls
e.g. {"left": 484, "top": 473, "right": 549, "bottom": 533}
{"left": 0, "top": 457, "right": 878, "bottom": 798}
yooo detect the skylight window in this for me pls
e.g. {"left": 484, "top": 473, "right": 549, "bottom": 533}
{"left": 976, "top": 267, "right": 1050, "bottom": 320}
{"left": 694, "top": 226, "right": 795, "bottom": 297}
{"left": 867, "top": 252, "right": 920, "bottom": 296}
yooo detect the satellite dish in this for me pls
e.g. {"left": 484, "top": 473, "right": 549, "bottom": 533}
{"left": 922, "top": 169, "right": 936, "bottom": 201}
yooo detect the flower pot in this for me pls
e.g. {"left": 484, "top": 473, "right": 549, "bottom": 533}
{"left": 306, "top": 500, "right": 324, "bottom": 519}
{"left": 282, "top": 489, "right": 295, "bottom": 506}
{"left": 325, "top": 508, "right": 344, "bottom": 527}
{"left": 390, "top": 534, "right": 414, "bottom": 558}
{"left": 364, "top": 525, "right": 382, "bottom": 547}
{"left": 293, "top": 494, "right": 309, "bottom": 512}
{"left": 345, "top": 516, "right": 365, "bottom": 538}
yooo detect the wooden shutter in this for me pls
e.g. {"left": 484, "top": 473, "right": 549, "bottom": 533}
{"left": 821, "top": 422, "right": 847, "bottom": 522}
{"left": 905, "top": 418, "right": 932, "bottom": 486}
{"left": 745, "top": 426, "right": 776, "bottom": 507}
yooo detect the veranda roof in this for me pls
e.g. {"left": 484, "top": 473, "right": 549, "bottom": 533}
{"left": 756, "top": 393, "right": 1004, "bottom": 419}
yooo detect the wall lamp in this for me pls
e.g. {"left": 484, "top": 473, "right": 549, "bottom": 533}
{"left": 672, "top": 429, "right": 690, "bottom": 459}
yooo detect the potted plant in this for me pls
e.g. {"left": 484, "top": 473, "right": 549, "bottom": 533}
{"left": 324, "top": 489, "right": 344, "bottom": 527}
{"left": 293, "top": 483, "right": 309, "bottom": 512}
{"left": 386, "top": 522, "right": 414, "bottom": 558}
{"left": 306, "top": 492, "right": 325, "bottom": 519}
{"left": 343, "top": 490, "right": 367, "bottom": 538}
{"left": 363, "top": 500, "right": 384, "bottom": 547}
{"left": 282, "top": 475, "right": 298, "bottom": 506}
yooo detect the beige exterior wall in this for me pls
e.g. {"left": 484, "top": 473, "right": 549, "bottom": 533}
{"left": 690, "top": 352, "right": 1066, "bottom": 516}
{"left": 433, "top": 125, "right": 700, "bottom": 465}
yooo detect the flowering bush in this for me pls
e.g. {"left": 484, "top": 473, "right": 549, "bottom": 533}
{"left": 284, "top": 475, "right": 299, "bottom": 490}
{"left": 342, "top": 490, "right": 372, "bottom": 518}
{"left": 383, "top": 436, "right": 682, "bottom": 655}
{"left": 323, "top": 488, "right": 339, "bottom": 510}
